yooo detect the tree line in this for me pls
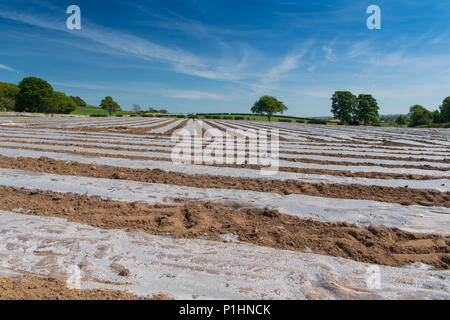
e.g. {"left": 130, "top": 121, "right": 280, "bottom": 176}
{"left": 0, "top": 77, "right": 85, "bottom": 114}
{"left": 0, "top": 76, "right": 171, "bottom": 116}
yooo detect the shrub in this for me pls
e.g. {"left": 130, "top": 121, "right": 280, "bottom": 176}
{"left": 308, "top": 119, "right": 327, "bottom": 125}
{"left": 278, "top": 119, "right": 292, "bottom": 122}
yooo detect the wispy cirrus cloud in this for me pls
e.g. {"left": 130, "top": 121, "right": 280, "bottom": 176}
{"left": 322, "top": 45, "right": 336, "bottom": 62}
{"left": 162, "top": 90, "right": 226, "bottom": 100}
{"left": 0, "top": 6, "right": 246, "bottom": 82}
{"left": 0, "top": 64, "right": 17, "bottom": 72}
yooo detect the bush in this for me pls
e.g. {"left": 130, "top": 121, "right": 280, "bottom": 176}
{"left": 115, "top": 114, "right": 123, "bottom": 117}
{"left": 176, "top": 115, "right": 186, "bottom": 118}
{"left": 296, "top": 119, "right": 306, "bottom": 123}
{"left": 234, "top": 116, "right": 245, "bottom": 120}
{"left": 90, "top": 114, "right": 108, "bottom": 117}
{"left": 348, "top": 120, "right": 360, "bottom": 126}
{"left": 278, "top": 119, "right": 292, "bottom": 122}
{"left": 308, "top": 119, "right": 327, "bottom": 125}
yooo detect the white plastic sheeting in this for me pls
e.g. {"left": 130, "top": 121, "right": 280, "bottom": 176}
{"left": 0, "top": 168, "right": 448, "bottom": 235}
{"left": 0, "top": 210, "right": 448, "bottom": 299}
{"left": 0, "top": 148, "right": 449, "bottom": 191}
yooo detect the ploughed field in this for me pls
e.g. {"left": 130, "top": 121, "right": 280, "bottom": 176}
{"left": 0, "top": 116, "right": 448, "bottom": 300}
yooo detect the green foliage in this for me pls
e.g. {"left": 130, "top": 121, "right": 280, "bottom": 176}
{"left": 0, "top": 97, "right": 15, "bottom": 111}
{"left": 395, "top": 115, "right": 407, "bottom": 126}
{"left": 100, "top": 96, "right": 121, "bottom": 116}
{"left": 440, "top": 96, "right": 450, "bottom": 122}
{"left": 70, "top": 96, "right": 87, "bottom": 107}
{"left": 148, "top": 107, "right": 168, "bottom": 114}
{"left": 308, "top": 118, "right": 327, "bottom": 125}
{"left": 251, "top": 96, "right": 288, "bottom": 121}
{"left": 0, "top": 82, "right": 19, "bottom": 100}
{"left": 331, "top": 91, "right": 357, "bottom": 124}
{"left": 15, "top": 77, "right": 54, "bottom": 112}
{"left": 48, "top": 91, "right": 77, "bottom": 114}
{"left": 431, "top": 110, "right": 441, "bottom": 123}
{"left": 356, "top": 94, "right": 379, "bottom": 125}
{"left": 408, "top": 105, "right": 432, "bottom": 127}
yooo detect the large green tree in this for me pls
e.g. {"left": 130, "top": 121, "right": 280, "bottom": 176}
{"left": 15, "top": 77, "right": 54, "bottom": 113}
{"left": 408, "top": 105, "right": 432, "bottom": 126}
{"left": 100, "top": 96, "right": 121, "bottom": 116}
{"left": 331, "top": 91, "right": 357, "bottom": 124}
{"left": 440, "top": 96, "right": 450, "bottom": 122}
{"left": 251, "top": 95, "right": 287, "bottom": 121}
{"left": 356, "top": 94, "right": 379, "bottom": 125}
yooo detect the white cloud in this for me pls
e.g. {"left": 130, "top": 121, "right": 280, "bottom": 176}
{"left": 261, "top": 49, "right": 308, "bottom": 85}
{"left": 162, "top": 90, "right": 226, "bottom": 100}
{"left": 0, "top": 64, "right": 16, "bottom": 72}
{"left": 322, "top": 45, "right": 336, "bottom": 62}
{"left": 348, "top": 41, "right": 371, "bottom": 59}
{"left": 0, "top": 7, "right": 246, "bottom": 81}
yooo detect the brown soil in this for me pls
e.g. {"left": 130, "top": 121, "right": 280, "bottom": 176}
{"left": 1, "top": 155, "right": 449, "bottom": 207}
{"left": 0, "top": 143, "right": 447, "bottom": 181}
{"left": 0, "top": 187, "right": 448, "bottom": 269}
{"left": 0, "top": 276, "right": 145, "bottom": 300}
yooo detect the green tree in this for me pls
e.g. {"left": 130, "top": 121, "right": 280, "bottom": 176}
{"left": 408, "top": 105, "right": 432, "bottom": 127}
{"left": 70, "top": 96, "right": 87, "bottom": 107}
{"left": 440, "top": 96, "right": 450, "bottom": 122}
{"left": 50, "top": 92, "right": 77, "bottom": 114}
{"left": 331, "top": 91, "right": 357, "bottom": 124}
{"left": 0, "top": 97, "right": 16, "bottom": 111}
{"left": 431, "top": 110, "right": 441, "bottom": 124}
{"left": 15, "top": 77, "right": 54, "bottom": 113}
{"left": 159, "top": 109, "right": 168, "bottom": 114}
{"left": 395, "top": 115, "right": 407, "bottom": 126}
{"left": 0, "top": 82, "right": 19, "bottom": 100}
{"left": 356, "top": 94, "right": 379, "bottom": 125}
{"left": 251, "top": 95, "right": 287, "bottom": 121}
{"left": 100, "top": 96, "right": 121, "bottom": 116}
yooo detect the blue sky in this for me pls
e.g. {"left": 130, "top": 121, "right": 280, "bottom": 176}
{"left": 0, "top": 0, "right": 449, "bottom": 116}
